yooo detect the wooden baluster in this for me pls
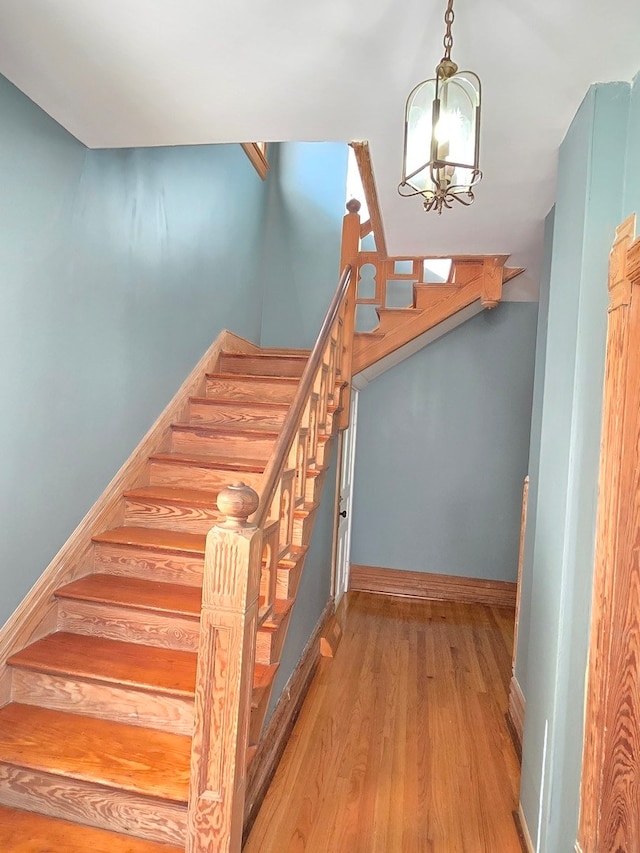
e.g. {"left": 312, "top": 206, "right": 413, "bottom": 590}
{"left": 187, "top": 482, "right": 261, "bottom": 853}
{"left": 294, "top": 428, "right": 309, "bottom": 503}
{"left": 337, "top": 202, "right": 361, "bottom": 432}
{"left": 335, "top": 316, "right": 345, "bottom": 378}
{"left": 318, "top": 364, "right": 329, "bottom": 435}
{"left": 259, "top": 520, "right": 279, "bottom": 619}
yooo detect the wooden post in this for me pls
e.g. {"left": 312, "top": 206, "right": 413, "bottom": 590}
{"left": 187, "top": 482, "right": 262, "bottom": 853}
{"left": 341, "top": 198, "right": 362, "bottom": 270}
{"left": 337, "top": 199, "right": 361, "bottom": 431}
{"left": 480, "top": 256, "right": 506, "bottom": 308}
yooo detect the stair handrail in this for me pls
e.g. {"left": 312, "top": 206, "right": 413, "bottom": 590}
{"left": 254, "top": 262, "right": 353, "bottom": 529}
{"left": 187, "top": 200, "right": 363, "bottom": 853}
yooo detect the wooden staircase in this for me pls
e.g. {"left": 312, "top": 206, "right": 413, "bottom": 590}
{"left": 0, "top": 349, "right": 339, "bottom": 851}
{"left": 350, "top": 253, "right": 524, "bottom": 375}
{"left": 341, "top": 152, "right": 525, "bottom": 379}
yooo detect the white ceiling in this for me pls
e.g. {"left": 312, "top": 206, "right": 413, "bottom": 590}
{"left": 1, "top": 0, "right": 640, "bottom": 297}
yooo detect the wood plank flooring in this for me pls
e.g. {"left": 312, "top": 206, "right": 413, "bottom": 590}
{"left": 244, "top": 592, "right": 522, "bottom": 853}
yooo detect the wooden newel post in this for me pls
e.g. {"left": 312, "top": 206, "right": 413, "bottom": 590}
{"left": 341, "top": 198, "right": 362, "bottom": 271}
{"left": 187, "top": 482, "right": 262, "bottom": 853}
{"left": 338, "top": 199, "right": 361, "bottom": 431}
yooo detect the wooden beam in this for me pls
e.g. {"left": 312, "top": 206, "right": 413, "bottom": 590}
{"left": 350, "top": 141, "right": 388, "bottom": 258}
{"left": 241, "top": 143, "right": 269, "bottom": 180}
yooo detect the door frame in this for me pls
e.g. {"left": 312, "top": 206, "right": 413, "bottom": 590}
{"left": 331, "top": 388, "right": 359, "bottom": 602}
{"left": 578, "top": 214, "right": 640, "bottom": 850}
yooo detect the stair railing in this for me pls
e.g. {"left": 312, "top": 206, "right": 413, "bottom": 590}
{"left": 186, "top": 200, "right": 362, "bottom": 852}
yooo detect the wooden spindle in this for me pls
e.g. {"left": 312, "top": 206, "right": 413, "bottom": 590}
{"left": 187, "top": 482, "right": 261, "bottom": 853}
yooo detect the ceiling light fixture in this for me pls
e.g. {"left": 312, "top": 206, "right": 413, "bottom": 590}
{"left": 398, "top": 0, "right": 482, "bottom": 214}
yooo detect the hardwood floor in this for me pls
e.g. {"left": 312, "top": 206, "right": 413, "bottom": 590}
{"left": 244, "top": 591, "right": 522, "bottom": 852}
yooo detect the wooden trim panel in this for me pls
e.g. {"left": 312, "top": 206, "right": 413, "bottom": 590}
{"left": 349, "top": 564, "right": 517, "bottom": 608}
{"left": 0, "top": 330, "right": 259, "bottom": 705}
{"left": 508, "top": 675, "right": 525, "bottom": 758}
{"left": 243, "top": 599, "right": 334, "bottom": 839}
{"left": 579, "top": 214, "right": 640, "bottom": 850}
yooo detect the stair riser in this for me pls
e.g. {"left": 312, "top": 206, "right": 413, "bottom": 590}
{"left": 93, "top": 543, "right": 204, "bottom": 587}
{"left": 276, "top": 560, "right": 306, "bottom": 601}
{"left": 149, "top": 461, "right": 263, "bottom": 493}
{"left": 57, "top": 599, "right": 200, "bottom": 652}
{"left": 255, "top": 612, "right": 292, "bottom": 666}
{"left": 249, "top": 690, "right": 271, "bottom": 744}
{"left": 313, "top": 438, "right": 333, "bottom": 468}
{"left": 413, "top": 283, "right": 459, "bottom": 310}
{"left": 293, "top": 507, "right": 319, "bottom": 548}
{"left": 205, "top": 376, "right": 297, "bottom": 403}
{"left": 170, "top": 427, "right": 276, "bottom": 458}
{"left": 0, "top": 764, "right": 186, "bottom": 845}
{"left": 188, "top": 400, "right": 287, "bottom": 429}
{"left": 305, "top": 470, "right": 328, "bottom": 504}
{"left": 375, "top": 309, "right": 418, "bottom": 335}
{"left": 124, "top": 498, "right": 221, "bottom": 535}
{"left": 218, "top": 354, "right": 306, "bottom": 377}
{"left": 10, "top": 669, "right": 194, "bottom": 735}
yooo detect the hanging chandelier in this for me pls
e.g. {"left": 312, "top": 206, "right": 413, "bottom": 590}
{"left": 398, "top": 0, "right": 482, "bottom": 214}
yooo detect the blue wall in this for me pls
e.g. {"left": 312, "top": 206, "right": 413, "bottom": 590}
{"left": 517, "top": 81, "right": 631, "bottom": 851}
{"left": 624, "top": 72, "right": 640, "bottom": 216}
{"left": 260, "top": 143, "right": 348, "bottom": 348}
{"left": 267, "top": 443, "right": 338, "bottom": 720}
{"left": 513, "top": 207, "right": 553, "bottom": 706}
{"left": 0, "top": 75, "right": 349, "bottom": 628}
{"left": 350, "top": 302, "right": 538, "bottom": 582}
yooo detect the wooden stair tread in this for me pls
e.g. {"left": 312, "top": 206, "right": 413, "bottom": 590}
{"left": 8, "top": 633, "right": 197, "bottom": 697}
{"left": 172, "top": 423, "right": 280, "bottom": 439}
{"left": 92, "top": 527, "right": 206, "bottom": 554}
{"left": 221, "top": 352, "right": 307, "bottom": 363}
{"left": 56, "top": 574, "right": 202, "bottom": 617}
{"left": 0, "top": 704, "right": 190, "bottom": 802}
{"left": 376, "top": 306, "right": 419, "bottom": 315}
{"left": 0, "top": 805, "right": 183, "bottom": 852}
{"left": 294, "top": 501, "right": 319, "bottom": 519}
{"left": 354, "top": 331, "right": 385, "bottom": 340}
{"left": 124, "top": 485, "right": 221, "bottom": 508}
{"left": 206, "top": 372, "right": 300, "bottom": 385}
{"left": 190, "top": 395, "right": 289, "bottom": 408}
{"left": 261, "top": 598, "right": 294, "bottom": 630}
{"left": 150, "top": 451, "right": 269, "bottom": 473}
{"left": 279, "top": 545, "right": 308, "bottom": 568}
{"left": 259, "top": 347, "right": 311, "bottom": 355}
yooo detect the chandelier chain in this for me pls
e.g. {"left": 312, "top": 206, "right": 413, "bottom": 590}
{"left": 442, "top": 0, "right": 455, "bottom": 60}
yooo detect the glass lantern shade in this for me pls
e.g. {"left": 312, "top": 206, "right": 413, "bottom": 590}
{"left": 399, "top": 68, "right": 482, "bottom": 212}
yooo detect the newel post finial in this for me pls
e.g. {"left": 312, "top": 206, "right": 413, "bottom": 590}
{"left": 346, "top": 197, "right": 361, "bottom": 215}
{"left": 216, "top": 482, "right": 259, "bottom": 530}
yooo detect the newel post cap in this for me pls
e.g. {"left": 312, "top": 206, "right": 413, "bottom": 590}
{"left": 216, "top": 482, "right": 259, "bottom": 530}
{"left": 346, "top": 198, "right": 361, "bottom": 215}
